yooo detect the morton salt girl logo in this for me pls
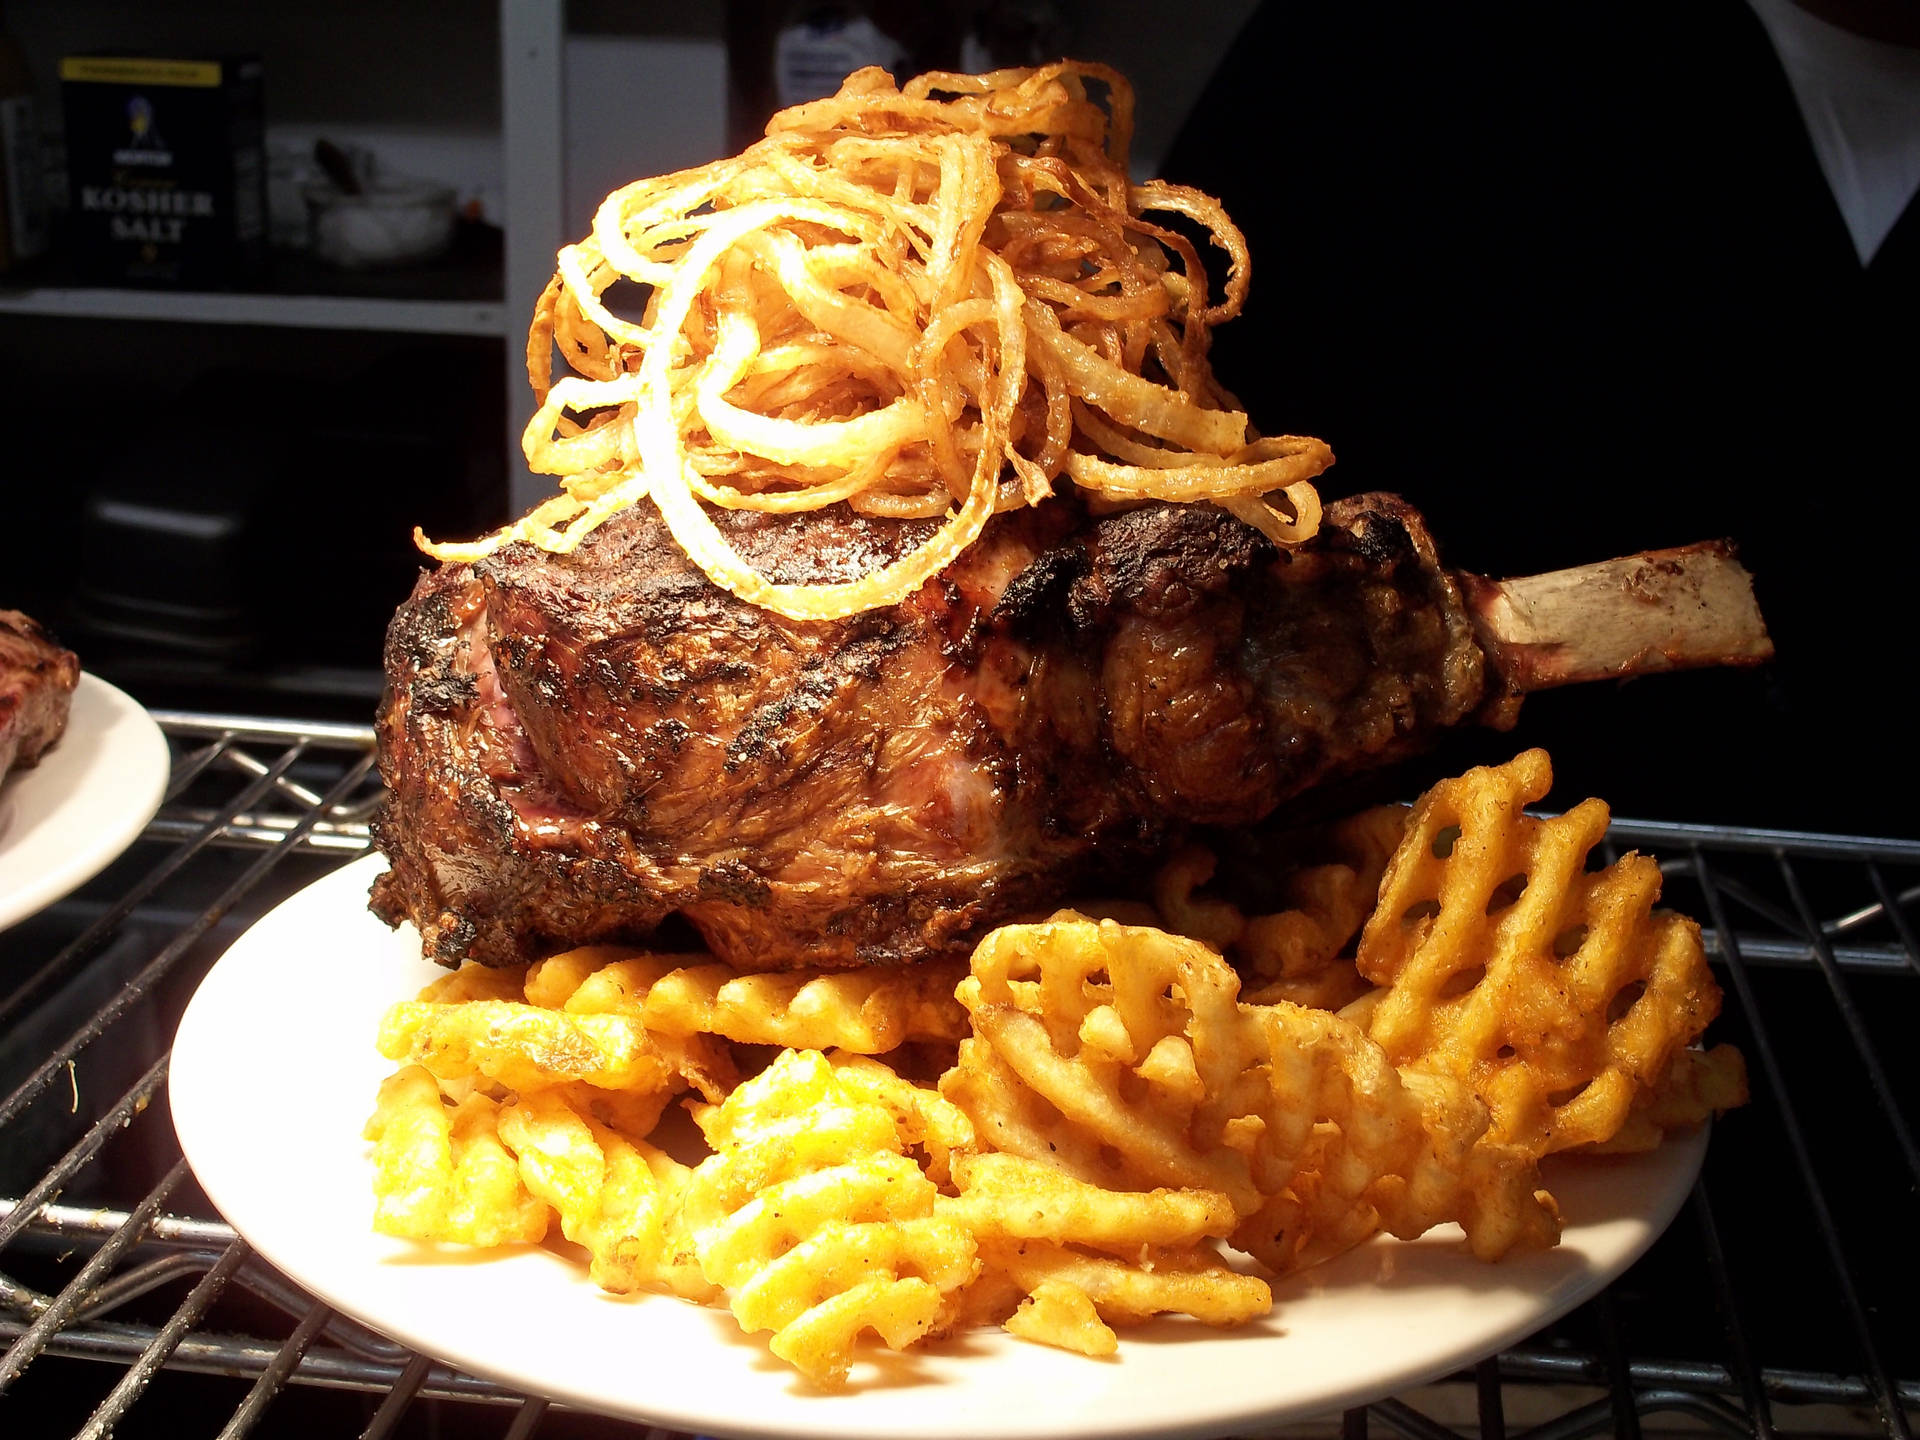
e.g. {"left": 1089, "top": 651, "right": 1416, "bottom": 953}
{"left": 113, "top": 94, "right": 172, "bottom": 166}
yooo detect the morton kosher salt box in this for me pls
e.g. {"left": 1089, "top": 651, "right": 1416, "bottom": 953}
{"left": 59, "top": 54, "right": 265, "bottom": 286}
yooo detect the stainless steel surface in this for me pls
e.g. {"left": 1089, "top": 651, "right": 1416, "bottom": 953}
{"left": 0, "top": 712, "right": 1913, "bottom": 1437}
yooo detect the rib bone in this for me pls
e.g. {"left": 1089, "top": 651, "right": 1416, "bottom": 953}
{"left": 1462, "top": 542, "right": 1774, "bottom": 694}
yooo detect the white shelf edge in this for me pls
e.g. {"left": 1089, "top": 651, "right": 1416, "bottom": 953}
{"left": 0, "top": 286, "right": 509, "bottom": 337}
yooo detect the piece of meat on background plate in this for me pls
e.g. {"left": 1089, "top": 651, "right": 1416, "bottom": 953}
{"left": 0, "top": 610, "right": 81, "bottom": 782}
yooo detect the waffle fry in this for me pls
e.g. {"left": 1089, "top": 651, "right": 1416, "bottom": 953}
{"left": 827, "top": 1051, "right": 975, "bottom": 1185}
{"left": 1002, "top": 1280, "right": 1118, "bottom": 1356}
{"left": 946, "top": 1152, "right": 1239, "bottom": 1253}
{"left": 1582, "top": 1044, "right": 1749, "bottom": 1154}
{"left": 416, "top": 962, "right": 530, "bottom": 1005}
{"left": 1356, "top": 749, "right": 1739, "bottom": 1154}
{"left": 945, "top": 914, "right": 1556, "bottom": 1271}
{"left": 1220, "top": 1006, "right": 1557, "bottom": 1270}
{"left": 376, "top": 1000, "right": 680, "bottom": 1095}
{"left": 365, "top": 1066, "right": 548, "bottom": 1247}
{"left": 524, "top": 947, "right": 967, "bottom": 1055}
{"left": 977, "top": 1239, "right": 1271, "bottom": 1329}
{"left": 523, "top": 945, "right": 662, "bottom": 1008}
{"left": 496, "top": 1088, "right": 713, "bottom": 1299}
{"left": 683, "top": 1050, "right": 979, "bottom": 1387}
{"left": 950, "top": 914, "right": 1261, "bottom": 1206}
{"left": 1151, "top": 806, "right": 1406, "bottom": 1012}
{"left": 640, "top": 960, "right": 969, "bottom": 1053}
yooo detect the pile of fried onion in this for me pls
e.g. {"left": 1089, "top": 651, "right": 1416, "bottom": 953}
{"left": 417, "top": 62, "right": 1333, "bottom": 621}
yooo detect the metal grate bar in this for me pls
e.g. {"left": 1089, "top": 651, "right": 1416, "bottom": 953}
{"left": 0, "top": 745, "right": 378, "bottom": 1142}
{"left": 1680, "top": 851, "right": 1908, "bottom": 1439}
{"left": 0, "top": 733, "right": 294, "bottom": 1036}
{"left": 1368, "top": 1397, "right": 1463, "bottom": 1439}
{"left": 502, "top": 1396, "right": 551, "bottom": 1440}
{"left": 0, "top": 744, "right": 314, "bottom": 1133}
{"left": 215, "top": 1299, "right": 335, "bottom": 1440}
{"left": 1774, "top": 852, "right": 1920, "bottom": 1190}
{"left": 1593, "top": 1291, "right": 1640, "bottom": 1440}
{"left": 75, "top": 1237, "right": 251, "bottom": 1440}
{"left": 145, "top": 712, "right": 383, "bottom": 747}
{"left": 1607, "top": 817, "right": 1920, "bottom": 863}
{"left": 3, "top": 1199, "right": 238, "bottom": 1252}
{"left": 1688, "top": 1182, "right": 1776, "bottom": 1438}
{"left": 1474, "top": 1358, "right": 1505, "bottom": 1440}
{"left": 0, "top": 1160, "right": 190, "bottom": 1391}
{"left": 1500, "top": 1350, "right": 1920, "bottom": 1409}
{"left": 1867, "top": 863, "right": 1920, "bottom": 976}
{"left": 359, "top": 1350, "right": 434, "bottom": 1440}
{"left": 0, "top": 1055, "right": 170, "bottom": 1255}
{"left": 2, "top": 1319, "right": 525, "bottom": 1404}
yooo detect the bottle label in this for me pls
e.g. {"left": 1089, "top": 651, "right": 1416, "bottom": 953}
{"left": 773, "top": 14, "right": 907, "bottom": 109}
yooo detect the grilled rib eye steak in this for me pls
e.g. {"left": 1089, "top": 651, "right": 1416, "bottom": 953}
{"left": 1, "top": 610, "right": 81, "bottom": 783}
{"left": 370, "top": 493, "right": 1768, "bottom": 971}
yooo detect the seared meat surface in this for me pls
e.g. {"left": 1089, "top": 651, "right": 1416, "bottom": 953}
{"left": 371, "top": 493, "right": 1490, "bottom": 971}
{"left": 1, "top": 610, "right": 81, "bottom": 781}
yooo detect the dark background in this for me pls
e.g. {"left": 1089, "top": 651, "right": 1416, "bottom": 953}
{"left": 1165, "top": 0, "right": 1918, "bottom": 837}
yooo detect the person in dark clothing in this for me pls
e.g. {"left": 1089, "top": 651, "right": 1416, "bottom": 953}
{"left": 1163, "top": 1, "right": 1918, "bottom": 834}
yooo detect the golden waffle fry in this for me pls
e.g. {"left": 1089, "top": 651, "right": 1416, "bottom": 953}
{"left": 1356, "top": 749, "right": 1738, "bottom": 1154}
{"left": 365, "top": 1065, "right": 548, "bottom": 1247}
{"left": 1153, "top": 807, "right": 1406, "bottom": 1013}
{"left": 416, "top": 963, "right": 530, "bottom": 1004}
{"left": 522, "top": 945, "right": 665, "bottom": 1008}
{"left": 1003, "top": 1280, "right": 1118, "bottom": 1356}
{"left": 946, "top": 1152, "right": 1237, "bottom": 1253}
{"left": 953, "top": 914, "right": 1260, "bottom": 1206}
{"left": 977, "top": 1238, "right": 1270, "bottom": 1329}
{"left": 683, "top": 1050, "right": 980, "bottom": 1388}
{"left": 639, "top": 959, "right": 970, "bottom": 1053}
{"left": 946, "top": 914, "right": 1556, "bottom": 1272}
{"left": 376, "top": 1000, "right": 679, "bottom": 1095}
{"left": 1152, "top": 846, "right": 1247, "bottom": 950}
{"left": 526, "top": 946, "right": 965, "bottom": 1063}
{"left": 940, "top": 1036, "right": 1155, "bottom": 1189}
{"left": 496, "top": 1089, "right": 715, "bottom": 1300}
{"left": 1582, "top": 1044, "right": 1749, "bottom": 1154}
{"left": 1217, "top": 1008, "right": 1557, "bottom": 1270}
{"left": 826, "top": 1051, "right": 975, "bottom": 1186}
{"left": 547, "top": 1080, "right": 675, "bottom": 1143}
{"left": 556, "top": 960, "right": 741, "bottom": 1102}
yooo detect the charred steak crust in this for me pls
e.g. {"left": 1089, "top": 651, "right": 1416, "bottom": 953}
{"left": 371, "top": 493, "right": 1489, "bottom": 972}
{"left": 1, "top": 610, "right": 83, "bottom": 781}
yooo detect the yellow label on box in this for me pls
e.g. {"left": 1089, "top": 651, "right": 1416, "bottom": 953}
{"left": 59, "top": 57, "right": 223, "bottom": 88}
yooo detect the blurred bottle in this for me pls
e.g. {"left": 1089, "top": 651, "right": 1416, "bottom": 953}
{"left": 961, "top": 0, "right": 1070, "bottom": 72}
{"left": 729, "top": 0, "right": 960, "bottom": 146}
{"left": 0, "top": 1, "right": 51, "bottom": 271}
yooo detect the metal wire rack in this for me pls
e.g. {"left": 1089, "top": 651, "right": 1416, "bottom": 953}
{"left": 0, "top": 712, "right": 1914, "bottom": 1439}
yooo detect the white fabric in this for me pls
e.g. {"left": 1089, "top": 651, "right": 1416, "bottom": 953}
{"left": 1746, "top": 0, "right": 1920, "bottom": 264}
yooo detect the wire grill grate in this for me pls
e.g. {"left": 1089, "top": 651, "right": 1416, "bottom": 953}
{"left": 0, "top": 713, "right": 1913, "bottom": 1438}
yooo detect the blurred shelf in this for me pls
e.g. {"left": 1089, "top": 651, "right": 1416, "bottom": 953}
{"left": 0, "top": 285, "right": 506, "bottom": 335}
{"left": 0, "top": 222, "right": 509, "bottom": 336}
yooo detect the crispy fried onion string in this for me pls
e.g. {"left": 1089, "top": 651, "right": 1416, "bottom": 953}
{"left": 416, "top": 62, "right": 1332, "bottom": 620}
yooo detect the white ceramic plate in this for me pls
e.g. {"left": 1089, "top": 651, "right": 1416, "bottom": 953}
{"left": 172, "top": 855, "right": 1707, "bottom": 1440}
{"left": 0, "top": 673, "right": 170, "bottom": 932}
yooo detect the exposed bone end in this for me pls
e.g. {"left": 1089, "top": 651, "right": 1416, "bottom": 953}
{"left": 1463, "top": 541, "right": 1774, "bottom": 694}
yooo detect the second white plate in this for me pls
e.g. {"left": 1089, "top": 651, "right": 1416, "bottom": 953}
{"left": 171, "top": 854, "right": 1707, "bottom": 1440}
{"left": 0, "top": 673, "right": 170, "bottom": 933}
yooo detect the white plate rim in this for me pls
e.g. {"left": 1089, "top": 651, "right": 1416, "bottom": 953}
{"left": 171, "top": 853, "right": 1708, "bottom": 1440}
{"left": 0, "top": 672, "right": 170, "bottom": 932}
